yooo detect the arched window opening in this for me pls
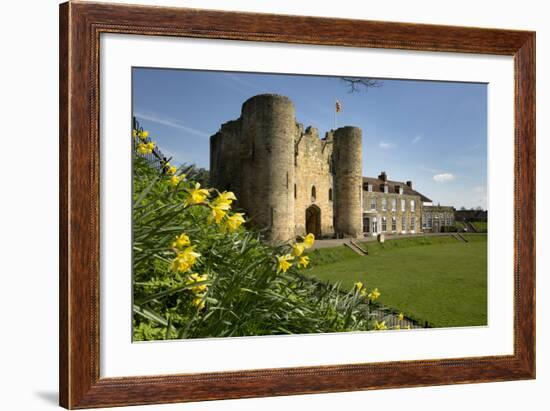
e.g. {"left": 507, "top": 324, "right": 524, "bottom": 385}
{"left": 311, "top": 186, "right": 317, "bottom": 201}
{"left": 328, "top": 188, "right": 333, "bottom": 201}
{"left": 294, "top": 184, "right": 297, "bottom": 199}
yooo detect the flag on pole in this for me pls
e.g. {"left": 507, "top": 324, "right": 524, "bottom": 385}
{"left": 335, "top": 100, "right": 342, "bottom": 113}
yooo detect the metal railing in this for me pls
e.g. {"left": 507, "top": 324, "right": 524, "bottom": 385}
{"left": 133, "top": 117, "right": 171, "bottom": 172}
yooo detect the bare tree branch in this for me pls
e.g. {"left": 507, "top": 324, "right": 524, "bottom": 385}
{"left": 341, "top": 77, "right": 383, "bottom": 93}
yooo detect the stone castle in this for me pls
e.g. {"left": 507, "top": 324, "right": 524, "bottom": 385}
{"left": 210, "top": 94, "right": 453, "bottom": 242}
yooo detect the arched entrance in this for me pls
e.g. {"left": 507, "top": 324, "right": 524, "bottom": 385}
{"left": 305, "top": 205, "right": 321, "bottom": 238}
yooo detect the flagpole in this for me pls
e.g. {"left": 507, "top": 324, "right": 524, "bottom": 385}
{"left": 332, "top": 99, "right": 336, "bottom": 130}
{"left": 334, "top": 98, "right": 337, "bottom": 130}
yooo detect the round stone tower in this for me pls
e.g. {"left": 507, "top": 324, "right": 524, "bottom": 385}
{"left": 332, "top": 126, "right": 363, "bottom": 237}
{"left": 240, "top": 94, "right": 296, "bottom": 242}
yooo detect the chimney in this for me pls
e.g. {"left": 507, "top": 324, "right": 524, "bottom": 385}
{"left": 406, "top": 180, "right": 413, "bottom": 188}
{"left": 378, "top": 171, "right": 387, "bottom": 182}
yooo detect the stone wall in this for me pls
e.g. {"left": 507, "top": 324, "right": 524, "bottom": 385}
{"left": 293, "top": 126, "right": 334, "bottom": 237}
{"left": 333, "top": 127, "right": 363, "bottom": 237}
{"left": 211, "top": 94, "right": 297, "bottom": 242}
{"left": 210, "top": 94, "right": 363, "bottom": 242}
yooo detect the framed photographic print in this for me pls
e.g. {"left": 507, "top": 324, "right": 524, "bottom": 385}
{"left": 59, "top": 1, "right": 535, "bottom": 408}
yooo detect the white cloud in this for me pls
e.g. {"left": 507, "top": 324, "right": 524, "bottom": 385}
{"left": 223, "top": 73, "right": 259, "bottom": 91}
{"left": 216, "top": 73, "right": 262, "bottom": 97}
{"left": 433, "top": 173, "right": 455, "bottom": 183}
{"left": 134, "top": 111, "right": 210, "bottom": 138}
{"left": 411, "top": 135, "right": 422, "bottom": 144}
{"left": 379, "top": 141, "right": 396, "bottom": 149}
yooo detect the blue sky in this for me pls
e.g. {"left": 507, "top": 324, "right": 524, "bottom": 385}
{"left": 133, "top": 68, "right": 487, "bottom": 209}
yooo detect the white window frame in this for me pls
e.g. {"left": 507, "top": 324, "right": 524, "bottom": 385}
{"left": 401, "top": 199, "right": 406, "bottom": 212}
{"left": 382, "top": 198, "right": 387, "bottom": 211}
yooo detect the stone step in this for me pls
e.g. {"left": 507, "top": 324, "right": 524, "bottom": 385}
{"left": 344, "top": 241, "right": 368, "bottom": 256}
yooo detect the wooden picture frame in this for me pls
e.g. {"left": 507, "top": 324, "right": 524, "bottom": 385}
{"left": 59, "top": 1, "right": 535, "bottom": 408}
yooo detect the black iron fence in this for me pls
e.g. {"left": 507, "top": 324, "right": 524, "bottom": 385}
{"left": 133, "top": 116, "right": 170, "bottom": 172}
{"left": 369, "top": 305, "right": 427, "bottom": 329}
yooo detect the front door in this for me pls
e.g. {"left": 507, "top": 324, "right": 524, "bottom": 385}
{"left": 363, "top": 216, "right": 370, "bottom": 233}
{"left": 305, "top": 205, "right": 321, "bottom": 237}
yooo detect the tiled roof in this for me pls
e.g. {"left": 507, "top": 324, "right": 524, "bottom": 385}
{"left": 362, "top": 176, "right": 432, "bottom": 203}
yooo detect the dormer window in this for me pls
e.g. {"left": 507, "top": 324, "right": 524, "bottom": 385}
{"left": 383, "top": 185, "right": 389, "bottom": 194}
{"left": 368, "top": 184, "right": 372, "bottom": 192}
{"left": 399, "top": 186, "right": 403, "bottom": 195}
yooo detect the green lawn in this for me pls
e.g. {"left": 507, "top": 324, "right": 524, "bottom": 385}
{"left": 471, "top": 221, "right": 488, "bottom": 232}
{"left": 455, "top": 221, "right": 466, "bottom": 231}
{"left": 305, "top": 235, "right": 487, "bottom": 328}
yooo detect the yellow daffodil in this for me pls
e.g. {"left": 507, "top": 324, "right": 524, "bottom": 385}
{"left": 171, "top": 233, "right": 190, "bottom": 250}
{"left": 165, "top": 164, "right": 177, "bottom": 175}
{"left": 192, "top": 296, "right": 206, "bottom": 311}
{"left": 139, "top": 130, "right": 149, "bottom": 139}
{"left": 212, "top": 191, "right": 237, "bottom": 209}
{"left": 394, "top": 325, "right": 401, "bottom": 330}
{"left": 137, "top": 141, "right": 155, "bottom": 155}
{"left": 292, "top": 242, "right": 305, "bottom": 257}
{"left": 208, "top": 205, "right": 227, "bottom": 225}
{"left": 374, "top": 321, "right": 387, "bottom": 330}
{"left": 276, "top": 254, "right": 294, "bottom": 273}
{"left": 368, "top": 288, "right": 381, "bottom": 301}
{"left": 186, "top": 273, "right": 209, "bottom": 294}
{"left": 406, "top": 325, "right": 411, "bottom": 330}
{"left": 297, "top": 255, "right": 310, "bottom": 268}
{"left": 170, "top": 175, "right": 181, "bottom": 187}
{"left": 208, "top": 191, "right": 236, "bottom": 224}
{"left": 132, "top": 129, "right": 137, "bottom": 137}
{"left": 224, "top": 213, "right": 245, "bottom": 232}
{"left": 354, "top": 281, "right": 368, "bottom": 296}
{"left": 170, "top": 246, "right": 201, "bottom": 273}
{"left": 303, "top": 233, "right": 315, "bottom": 248}
{"left": 398, "top": 312, "right": 404, "bottom": 321}
{"left": 185, "top": 183, "right": 210, "bottom": 206}
{"left": 136, "top": 143, "right": 147, "bottom": 154}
